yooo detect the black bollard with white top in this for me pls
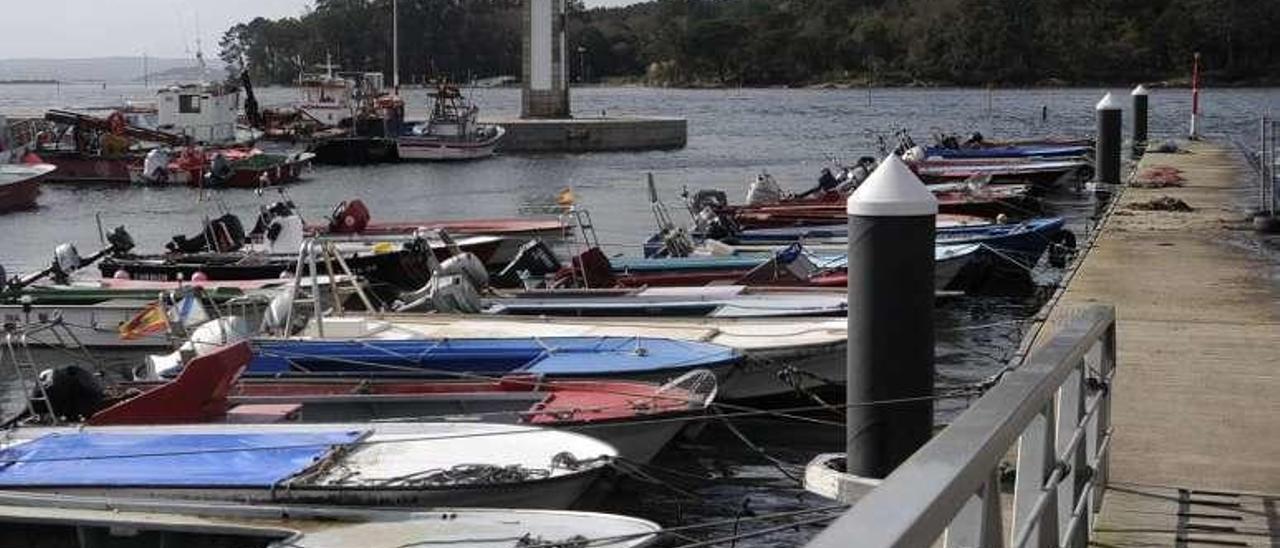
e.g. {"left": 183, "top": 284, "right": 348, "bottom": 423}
{"left": 845, "top": 154, "right": 938, "bottom": 478}
{"left": 1131, "top": 85, "right": 1149, "bottom": 156}
{"left": 1095, "top": 92, "right": 1123, "bottom": 188}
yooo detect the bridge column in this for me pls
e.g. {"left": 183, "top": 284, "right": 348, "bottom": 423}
{"left": 522, "top": 0, "right": 570, "bottom": 118}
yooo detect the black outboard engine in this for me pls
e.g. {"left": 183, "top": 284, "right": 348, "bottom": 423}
{"left": 250, "top": 201, "right": 298, "bottom": 242}
{"left": 32, "top": 365, "right": 106, "bottom": 422}
{"left": 493, "top": 239, "right": 562, "bottom": 289}
{"left": 207, "top": 153, "right": 233, "bottom": 186}
{"left": 168, "top": 214, "right": 247, "bottom": 253}
{"left": 964, "top": 131, "right": 986, "bottom": 147}
{"left": 107, "top": 226, "right": 137, "bottom": 255}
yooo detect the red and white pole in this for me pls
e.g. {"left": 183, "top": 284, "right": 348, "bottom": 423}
{"left": 1190, "top": 52, "right": 1201, "bottom": 139}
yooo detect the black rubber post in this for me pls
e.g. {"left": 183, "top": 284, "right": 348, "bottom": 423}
{"left": 1132, "top": 85, "right": 1149, "bottom": 156}
{"left": 845, "top": 155, "right": 937, "bottom": 478}
{"left": 1096, "top": 93, "right": 1123, "bottom": 186}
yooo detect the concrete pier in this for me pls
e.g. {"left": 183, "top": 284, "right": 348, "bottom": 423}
{"left": 1034, "top": 141, "right": 1280, "bottom": 546}
{"left": 487, "top": 116, "right": 687, "bottom": 153}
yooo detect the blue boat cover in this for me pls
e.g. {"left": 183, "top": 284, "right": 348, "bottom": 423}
{"left": 0, "top": 431, "right": 363, "bottom": 487}
{"left": 247, "top": 336, "right": 740, "bottom": 378}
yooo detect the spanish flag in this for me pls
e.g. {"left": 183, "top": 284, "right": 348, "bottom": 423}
{"left": 119, "top": 302, "right": 168, "bottom": 340}
{"left": 556, "top": 187, "right": 576, "bottom": 208}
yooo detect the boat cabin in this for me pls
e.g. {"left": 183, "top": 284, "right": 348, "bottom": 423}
{"left": 156, "top": 82, "right": 240, "bottom": 144}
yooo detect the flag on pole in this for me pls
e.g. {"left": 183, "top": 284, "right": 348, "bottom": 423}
{"left": 170, "top": 292, "right": 209, "bottom": 328}
{"left": 119, "top": 302, "right": 169, "bottom": 340}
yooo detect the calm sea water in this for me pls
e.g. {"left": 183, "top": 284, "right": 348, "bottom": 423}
{"left": 1, "top": 84, "right": 1276, "bottom": 546}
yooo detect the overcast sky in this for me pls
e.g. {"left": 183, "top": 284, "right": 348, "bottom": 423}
{"left": 0, "top": 0, "right": 640, "bottom": 59}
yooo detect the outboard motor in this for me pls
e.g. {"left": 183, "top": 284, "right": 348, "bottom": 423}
{"left": 744, "top": 173, "right": 782, "bottom": 205}
{"left": 49, "top": 243, "right": 82, "bottom": 284}
{"left": 394, "top": 274, "right": 482, "bottom": 313}
{"left": 329, "top": 199, "right": 371, "bottom": 233}
{"left": 168, "top": 214, "right": 246, "bottom": 253}
{"left": 251, "top": 201, "right": 304, "bottom": 252}
{"left": 437, "top": 253, "right": 489, "bottom": 290}
{"left": 493, "top": 239, "right": 562, "bottom": 289}
{"left": 207, "top": 153, "right": 232, "bottom": 186}
{"left": 964, "top": 131, "right": 985, "bottom": 147}
{"left": 32, "top": 366, "right": 105, "bottom": 421}
{"left": 107, "top": 226, "right": 137, "bottom": 254}
{"left": 735, "top": 243, "right": 818, "bottom": 286}
{"left": 142, "top": 148, "right": 171, "bottom": 184}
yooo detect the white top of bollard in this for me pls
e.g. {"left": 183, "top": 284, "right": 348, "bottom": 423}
{"left": 847, "top": 154, "right": 938, "bottom": 217}
{"left": 1096, "top": 92, "right": 1122, "bottom": 110}
{"left": 1131, "top": 84, "right": 1149, "bottom": 96}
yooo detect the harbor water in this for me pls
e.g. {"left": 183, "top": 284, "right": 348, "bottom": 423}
{"left": 1, "top": 84, "right": 1278, "bottom": 546}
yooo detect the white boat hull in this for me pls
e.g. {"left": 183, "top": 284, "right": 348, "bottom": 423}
{"left": 0, "top": 303, "right": 167, "bottom": 348}
{"left": 376, "top": 315, "right": 850, "bottom": 400}
{"left": 396, "top": 127, "right": 505, "bottom": 161}
{"left": 0, "top": 492, "right": 662, "bottom": 548}
{"left": 14, "top": 472, "right": 600, "bottom": 510}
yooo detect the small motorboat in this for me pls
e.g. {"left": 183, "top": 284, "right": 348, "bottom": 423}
{"left": 721, "top": 183, "right": 1039, "bottom": 228}
{"left": 204, "top": 336, "right": 740, "bottom": 387}
{"left": 93, "top": 202, "right": 514, "bottom": 296}
{"left": 907, "top": 156, "right": 1091, "bottom": 187}
{"left": 77, "top": 342, "right": 716, "bottom": 463}
{"left": 374, "top": 313, "right": 848, "bottom": 401}
{"left": 0, "top": 163, "right": 54, "bottom": 213}
{"left": 397, "top": 82, "right": 504, "bottom": 161}
{"left": 0, "top": 491, "right": 662, "bottom": 548}
{"left": 476, "top": 285, "right": 848, "bottom": 318}
{"left": 0, "top": 421, "right": 615, "bottom": 509}
{"left": 648, "top": 212, "right": 1069, "bottom": 271}
{"left": 590, "top": 243, "right": 979, "bottom": 290}
{"left": 308, "top": 198, "right": 568, "bottom": 240}
{"left": 131, "top": 146, "right": 315, "bottom": 188}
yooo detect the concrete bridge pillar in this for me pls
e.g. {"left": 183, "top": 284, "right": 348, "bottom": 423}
{"left": 522, "top": 0, "right": 570, "bottom": 119}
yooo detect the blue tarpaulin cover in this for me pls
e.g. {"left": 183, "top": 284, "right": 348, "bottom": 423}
{"left": 0, "top": 431, "right": 363, "bottom": 487}
{"left": 247, "top": 337, "right": 740, "bottom": 378}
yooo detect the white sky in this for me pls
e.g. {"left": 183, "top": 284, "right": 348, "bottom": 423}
{"left": 0, "top": 0, "right": 640, "bottom": 59}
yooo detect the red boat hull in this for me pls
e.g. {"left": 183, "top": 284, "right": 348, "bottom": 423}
{"left": 0, "top": 175, "right": 42, "bottom": 213}
{"left": 36, "top": 152, "right": 138, "bottom": 183}
{"left": 308, "top": 218, "right": 567, "bottom": 239}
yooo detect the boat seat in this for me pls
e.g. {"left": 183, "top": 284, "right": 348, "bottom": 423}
{"left": 226, "top": 403, "right": 303, "bottom": 423}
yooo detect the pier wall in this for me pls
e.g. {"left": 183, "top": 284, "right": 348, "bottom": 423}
{"left": 486, "top": 117, "right": 687, "bottom": 153}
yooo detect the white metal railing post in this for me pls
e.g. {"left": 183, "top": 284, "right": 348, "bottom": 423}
{"left": 944, "top": 469, "right": 1005, "bottom": 548}
{"left": 1057, "top": 360, "right": 1089, "bottom": 548}
{"left": 1012, "top": 403, "right": 1059, "bottom": 548}
{"left": 1092, "top": 323, "right": 1116, "bottom": 512}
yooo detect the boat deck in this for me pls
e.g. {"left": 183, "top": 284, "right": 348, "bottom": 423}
{"left": 1032, "top": 141, "right": 1280, "bottom": 545}
{"left": 0, "top": 494, "right": 658, "bottom": 548}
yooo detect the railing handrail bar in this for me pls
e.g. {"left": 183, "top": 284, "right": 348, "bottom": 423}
{"left": 803, "top": 305, "right": 1115, "bottom": 548}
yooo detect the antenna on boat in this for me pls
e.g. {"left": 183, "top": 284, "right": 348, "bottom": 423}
{"left": 391, "top": 0, "right": 400, "bottom": 93}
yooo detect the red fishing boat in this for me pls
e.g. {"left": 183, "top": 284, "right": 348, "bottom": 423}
{"left": 21, "top": 342, "right": 715, "bottom": 463}
{"left": 307, "top": 199, "right": 568, "bottom": 239}
{"left": 0, "top": 163, "right": 55, "bottom": 213}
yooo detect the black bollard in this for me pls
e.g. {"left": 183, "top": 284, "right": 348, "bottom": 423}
{"left": 1096, "top": 93, "right": 1123, "bottom": 187}
{"left": 1131, "top": 85, "right": 1149, "bottom": 156}
{"left": 845, "top": 154, "right": 937, "bottom": 478}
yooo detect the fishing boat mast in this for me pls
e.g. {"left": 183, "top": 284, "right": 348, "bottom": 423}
{"left": 392, "top": 0, "right": 400, "bottom": 92}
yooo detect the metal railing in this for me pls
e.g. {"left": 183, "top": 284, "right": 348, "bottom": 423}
{"left": 804, "top": 305, "right": 1117, "bottom": 548}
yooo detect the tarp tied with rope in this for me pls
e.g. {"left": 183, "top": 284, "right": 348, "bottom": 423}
{"left": 0, "top": 431, "right": 363, "bottom": 487}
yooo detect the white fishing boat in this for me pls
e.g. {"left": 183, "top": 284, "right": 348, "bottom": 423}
{"left": 0, "top": 491, "right": 661, "bottom": 548}
{"left": 0, "top": 422, "right": 615, "bottom": 509}
{"left": 255, "top": 314, "right": 846, "bottom": 401}
{"left": 397, "top": 82, "right": 504, "bottom": 161}
{"left": 476, "top": 285, "right": 848, "bottom": 318}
